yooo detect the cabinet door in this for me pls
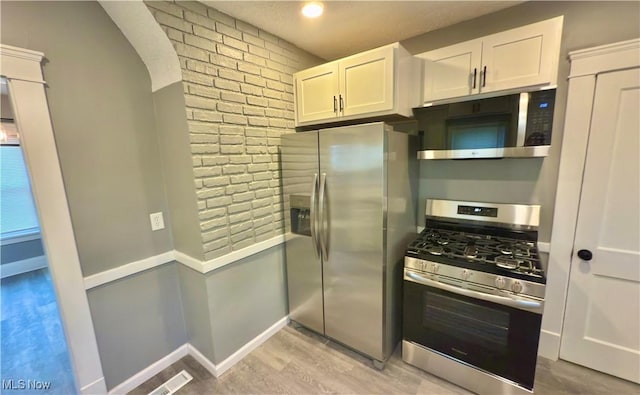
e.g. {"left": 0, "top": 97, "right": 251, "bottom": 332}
{"left": 418, "top": 39, "right": 482, "bottom": 102}
{"left": 339, "top": 45, "right": 394, "bottom": 117}
{"left": 481, "top": 17, "right": 562, "bottom": 92}
{"left": 294, "top": 62, "right": 339, "bottom": 125}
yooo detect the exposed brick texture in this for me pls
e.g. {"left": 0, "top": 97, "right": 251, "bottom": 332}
{"left": 146, "top": 1, "right": 320, "bottom": 260}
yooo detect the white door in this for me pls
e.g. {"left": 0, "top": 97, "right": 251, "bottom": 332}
{"left": 294, "top": 62, "right": 339, "bottom": 125}
{"left": 340, "top": 45, "right": 394, "bottom": 117}
{"left": 418, "top": 39, "right": 482, "bottom": 102}
{"left": 560, "top": 67, "right": 640, "bottom": 383}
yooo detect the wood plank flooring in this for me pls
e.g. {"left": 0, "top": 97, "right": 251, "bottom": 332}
{"left": 1, "top": 269, "right": 76, "bottom": 395}
{"left": 130, "top": 324, "right": 640, "bottom": 395}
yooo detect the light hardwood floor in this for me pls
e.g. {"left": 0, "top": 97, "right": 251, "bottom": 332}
{"left": 130, "top": 324, "right": 640, "bottom": 395}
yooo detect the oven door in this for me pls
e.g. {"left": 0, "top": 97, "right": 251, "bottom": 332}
{"left": 403, "top": 272, "right": 542, "bottom": 390}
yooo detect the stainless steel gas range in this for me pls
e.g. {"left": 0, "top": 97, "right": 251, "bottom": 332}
{"left": 402, "top": 199, "right": 545, "bottom": 394}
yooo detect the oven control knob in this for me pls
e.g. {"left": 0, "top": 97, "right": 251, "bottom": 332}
{"left": 495, "top": 276, "right": 506, "bottom": 289}
{"left": 430, "top": 263, "right": 440, "bottom": 273}
{"left": 461, "top": 269, "right": 471, "bottom": 280}
{"left": 511, "top": 280, "right": 524, "bottom": 294}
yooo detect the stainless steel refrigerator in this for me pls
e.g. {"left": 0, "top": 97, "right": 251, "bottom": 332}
{"left": 281, "top": 122, "right": 417, "bottom": 365}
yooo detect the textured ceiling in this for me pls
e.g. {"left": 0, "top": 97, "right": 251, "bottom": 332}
{"left": 202, "top": 1, "right": 522, "bottom": 60}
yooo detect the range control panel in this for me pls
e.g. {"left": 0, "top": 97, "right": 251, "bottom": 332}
{"left": 457, "top": 205, "right": 498, "bottom": 218}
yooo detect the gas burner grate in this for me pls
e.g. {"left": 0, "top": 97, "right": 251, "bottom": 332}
{"left": 407, "top": 226, "right": 544, "bottom": 279}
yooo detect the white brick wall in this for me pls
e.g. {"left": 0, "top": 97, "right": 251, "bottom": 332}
{"left": 146, "top": 1, "right": 320, "bottom": 260}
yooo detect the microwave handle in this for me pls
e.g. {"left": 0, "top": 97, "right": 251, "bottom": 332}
{"left": 404, "top": 270, "right": 544, "bottom": 314}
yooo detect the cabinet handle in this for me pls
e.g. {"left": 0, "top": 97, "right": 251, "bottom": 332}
{"left": 472, "top": 68, "right": 477, "bottom": 89}
{"left": 333, "top": 96, "right": 337, "bottom": 113}
{"left": 339, "top": 94, "right": 344, "bottom": 112}
{"left": 482, "top": 65, "right": 487, "bottom": 87}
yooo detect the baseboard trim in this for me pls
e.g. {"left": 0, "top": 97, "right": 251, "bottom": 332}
{"left": 538, "top": 329, "right": 561, "bottom": 360}
{"left": 187, "top": 344, "right": 218, "bottom": 377}
{"left": 107, "top": 317, "right": 289, "bottom": 392}
{"left": 215, "top": 316, "right": 289, "bottom": 377}
{"left": 0, "top": 255, "right": 47, "bottom": 279}
{"left": 107, "top": 344, "right": 189, "bottom": 395}
{"left": 80, "top": 376, "right": 107, "bottom": 395}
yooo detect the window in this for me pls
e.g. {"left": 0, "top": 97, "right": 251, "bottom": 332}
{"left": 1, "top": 144, "right": 40, "bottom": 238}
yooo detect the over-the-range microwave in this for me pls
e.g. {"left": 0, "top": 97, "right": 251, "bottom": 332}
{"left": 414, "top": 89, "right": 556, "bottom": 159}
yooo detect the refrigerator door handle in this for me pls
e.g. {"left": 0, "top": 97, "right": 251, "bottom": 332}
{"left": 309, "top": 173, "right": 320, "bottom": 259}
{"left": 319, "top": 172, "right": 329, "bottom": 260}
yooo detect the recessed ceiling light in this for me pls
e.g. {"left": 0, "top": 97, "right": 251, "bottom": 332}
{"left": 302, "top": 2, "right": 323, "bottom": 18}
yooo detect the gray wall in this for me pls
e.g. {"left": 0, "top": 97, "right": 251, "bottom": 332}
{"left": 0, "top": 1, "right": 172, "bottom": 275}
{"left": 87, "top": 263, "right": 187, "bottom": 389}
{"left": 0, "top": 2, "right": 187, "bottom": 390}
{"left": 177, "top": 244, "right": 288, "bottom": 364}
{"left": 206, "top": 244, "right": 287, "bottom": 363}
{"left": 1, "top": 238, "right": 44, "bottom": 264}
{"left": 401, "top": 1, "right": 640, "bottom": 241}
{"left": 178, "top": 263, "right": 215, "bottom": 361}
{"left": 153, "top": 82, "right": 204, "bottom": 260}
{"left": 1, "top": 93, "right": 12, "bottom": 118}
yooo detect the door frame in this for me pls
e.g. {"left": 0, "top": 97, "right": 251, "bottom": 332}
{"left": 541, "top": 38, "right": 640, "bottom": 360}
{"left": 1, "top": 44, "right": 107, "bottom": 394}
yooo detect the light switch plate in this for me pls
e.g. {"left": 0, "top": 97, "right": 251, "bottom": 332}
{"left": 150, "top": 212, "right": 165, "bottom": 231}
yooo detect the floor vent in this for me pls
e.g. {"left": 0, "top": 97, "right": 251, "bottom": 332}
{"left": 148, "top": 370, "right": 193, "bottom": 395}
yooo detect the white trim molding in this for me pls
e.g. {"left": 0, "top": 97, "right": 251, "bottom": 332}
{"left": 177, "top": 234, "right": 286, "bottom": 274}
{"left": 98, "top": 1, "right": 181, "bottom": 92}
{"left": 81, "top": 377, "right": 107, "bottom": 395}
{"left": 0, "top": 230, "right": 41, "bottom": 246}
{"left": 84, "top": 251, "right": 175, "bottom": 290}
{"left": 568, "top": 38, "right": 640, "bottom": 78}
{"left": 0, "top": 255, "right": 47, "bottom": 279}
{"left": 541, "top": 37, "right": 640, "bottom": 360}
{"left": 0, "top": 44, "right": 46, "bottom": 84}
{"left": 1, "top": 44, "right": 107, "bottom": 394}
{"left": 108, "top": 317, "right": 289, "bottom": 393}
{"left": 84, "top": 234, "right": 287, "bottom": 289}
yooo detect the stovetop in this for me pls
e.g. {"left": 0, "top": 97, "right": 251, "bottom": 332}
{"left": 406, "top": 225, "right": 546, "bottom": 284}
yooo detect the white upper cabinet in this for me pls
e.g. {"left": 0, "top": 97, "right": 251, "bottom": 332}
{"left": 294, "top": 43, "right": 421, "bottom": 127}
{"left": 418, "top": 39, "right": 483, "bottom": 101}
{"left": 295, "top": 63, "right": 340, "bottom": 124}
{"left": 340, "top": 45, "right": 395, "bottom": 117}
{"left": 418, "top": 16, "right": 564, "bottom": 104}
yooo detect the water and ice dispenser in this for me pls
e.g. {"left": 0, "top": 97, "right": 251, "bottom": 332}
{"left": 289, "top": 194, "right": 311, "bottom": 236}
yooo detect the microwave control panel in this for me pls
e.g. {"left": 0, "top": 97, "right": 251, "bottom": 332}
{"left": 524, "top": 90, "right": 556, "bottom": 146}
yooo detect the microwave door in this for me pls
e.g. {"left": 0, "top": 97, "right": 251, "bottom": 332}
{"left": 415, "top": 90, "right": 555, "bottom": 159}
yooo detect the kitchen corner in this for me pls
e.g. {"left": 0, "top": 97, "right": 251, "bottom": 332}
{"left": 1, "top": 1, "right": 638, "bottom": 394}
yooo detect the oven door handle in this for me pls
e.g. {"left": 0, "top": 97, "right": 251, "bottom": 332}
{"left": 405, "top": 271, "right": 544, "bottom": 314}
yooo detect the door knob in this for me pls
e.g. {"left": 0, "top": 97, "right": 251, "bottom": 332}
{"left": 577, "top": 249, "right": 593, "bottom": 261}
